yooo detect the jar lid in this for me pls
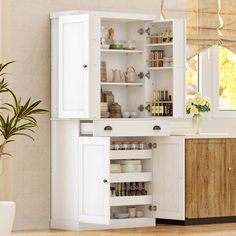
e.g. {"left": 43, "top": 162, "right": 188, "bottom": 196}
{"left": 122, "top": 141, "right": 130, "bottom": 144}
{"left": 138, "top": 141, "right": 145, "bottom": 144}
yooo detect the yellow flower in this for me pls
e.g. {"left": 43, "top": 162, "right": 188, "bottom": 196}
{"left": 186, "top": 98, "right": 194, "bottom": 109}
{"left": 190, "top": 106, "right": 199, "bottom": 116}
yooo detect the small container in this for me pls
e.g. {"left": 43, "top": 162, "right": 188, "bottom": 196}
{"left": 128, "top": 207, "right": 136, "bottom": 218}
{"left": 130, "top": 141, "right": 139, "bottom": 150}
{"left": 122, "top": 141, "right": 131, "bottom": 150}
{"left": 136, "top": 210, "right": 144, "bottom": 218}
{"left": 113, "top": 141, "right": 122, "bottom": 150}
{"left": 110, "top": 141, "right": 115, "bottom": 150}
{"left": 138, "top": 141, "right": 146, "bottom": 150}
{"left": 163, "top": 57, "right": 169, "bottom": 67}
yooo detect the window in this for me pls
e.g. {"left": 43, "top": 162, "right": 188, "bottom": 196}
{"left": 219, "top": 47, "right": 236, "bottom": 111}
{"left": 186, "top": 55, "right": 199, "bottom": 99}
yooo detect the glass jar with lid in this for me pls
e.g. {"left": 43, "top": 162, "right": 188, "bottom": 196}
{"left": 113, "top": 141, "right": 122, "bottom": 150}
{"left": 138, "top": 141, "right": 147, "bottom": 150}
{"left": 122, "top": 141, "right": 131, "bottom": 150}
{"left": 130, "top": 141, "right": 139, "bottom": 150}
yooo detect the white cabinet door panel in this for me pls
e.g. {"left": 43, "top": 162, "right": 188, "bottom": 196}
{"left": 153, "top": 136, "right": 185, "bottom": 220}
{"left": 78, "top": 137, "right": 110, "bottom": 225}
{"left": 57, "top": 14, "right": 100, "bottom": 118}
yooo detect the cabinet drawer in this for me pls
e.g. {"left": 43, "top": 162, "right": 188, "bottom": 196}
{"left": 93, "top": 119, "right": 170, "bottom": 137}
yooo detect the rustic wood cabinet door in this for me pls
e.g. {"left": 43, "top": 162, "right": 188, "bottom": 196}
{"left": 229, "top": 139, "right": 236, "bottom": 216}
{"left": 186, "top": 139, "right": 231, "bottom": 219}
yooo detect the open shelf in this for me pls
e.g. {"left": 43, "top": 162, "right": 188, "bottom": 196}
{"left": 101, "top": 49, "right": 143, "bottom": 54}
{"left": 110, "top": 195, "right": 152, "bottom": 206}
{"left": 101, "top": 82, "right": 144, "bottom": 86}
{"left": 110, "top": 172, "right": 152, "bottom": 183}
{"left": 110, "top": 217, "right": 155, "bottom": 228}
{"left": 147, "top": 67, "right": 173, "bottom": 70}
{"left": 146, "top": 43, "right": 173, "bottom": 47}
{"left": 110, "top": 149, "right": 152, "bottom": 160}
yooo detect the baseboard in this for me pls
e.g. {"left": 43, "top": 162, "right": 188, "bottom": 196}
{"left": 157, "top": 216, "right": 236, "bottom": 225}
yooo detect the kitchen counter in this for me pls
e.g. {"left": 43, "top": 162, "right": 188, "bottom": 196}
{"left": 171, "top": 132, "right": 236, "bottom": 139}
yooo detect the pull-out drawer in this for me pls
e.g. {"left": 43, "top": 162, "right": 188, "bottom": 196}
{"left": 93, "top": 119, "right": 170, "bottom": 137}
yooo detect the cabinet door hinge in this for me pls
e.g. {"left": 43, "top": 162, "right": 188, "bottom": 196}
{"left": 138, "top": 71, "right": 150, "bottom": 79}
{"left": 149, "top": 205, "right": 157, "bottom": 211}
{"left": 137, "top": 27, "right": 150, "bottom": 35}
{"left": 148, "top": 143, "right": 157, "bottom": 149}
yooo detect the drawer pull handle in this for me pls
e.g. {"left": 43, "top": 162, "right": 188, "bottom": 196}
{"left": 103, "top": 179, "right": 108, "bottom": 183}
{"left": 104, "top": 125, "right": 112, "bottom": 131}
{"left": 153, "top": 125, "right": 161, "bottom": 130}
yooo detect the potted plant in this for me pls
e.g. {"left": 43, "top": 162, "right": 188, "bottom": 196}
{"left": 186, "top": 93, "right": 211, "bottom": 134}
{"left": 0, "top": 62, "right": 47, "bottom": 236}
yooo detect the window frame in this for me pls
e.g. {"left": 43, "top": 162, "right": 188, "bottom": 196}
{"left": 187, "top": 46, "right": 236, "bottom": 118}
{"left": 211, "top": 46, "right": 236, "bottom": 118}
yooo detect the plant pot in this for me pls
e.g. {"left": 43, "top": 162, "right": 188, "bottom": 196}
{"left": 0, "top": 201, "right": 16, "bottom": 236}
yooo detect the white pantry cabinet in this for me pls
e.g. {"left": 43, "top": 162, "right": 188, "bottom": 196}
{"left": 50, "top": 10, "right": 186, "bottom": 231}
{"left": 51, "top": 11, "right": 186, "bottom": 119}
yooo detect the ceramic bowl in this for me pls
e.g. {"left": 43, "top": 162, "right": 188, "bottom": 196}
{"left": 122, "top": 112, "right": 130, "bottom": 118}
{"left": 130, "top": 112, "right": 138, "bottom": 118}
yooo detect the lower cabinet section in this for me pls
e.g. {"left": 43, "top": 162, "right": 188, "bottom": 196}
{"left": 186, "top": 139, "right": 236, "bottom": 220}
{"left": 51, "top": 128, "right": 185, "bottom": 230}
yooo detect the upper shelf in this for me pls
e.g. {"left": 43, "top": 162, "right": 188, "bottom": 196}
{"left": 101, "top": 82, "right": 144, "bottom": 86}
{"left": 146, "top": 43, "right": 173, "bottom": 47}
{"left": 147, "top": 67, "right": 173, "bottom": 70}
{"left": 101, "top": 49, "right": 143, "bottom": 54}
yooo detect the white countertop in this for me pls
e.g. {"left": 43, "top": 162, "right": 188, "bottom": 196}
{"left": 171, "top": 132, "right": 236, "bottom": 139}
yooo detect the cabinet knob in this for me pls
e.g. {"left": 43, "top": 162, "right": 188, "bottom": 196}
{"left": 104, "top": 126, "right": 112, "bottom": 131}
{"left": 228, "top": 167, "right": 232, "bottom": 171}
{"left": 153, "top": 125, "right": 161, "bottom": 131}
{"left": 103, "top": 179, "right": 108, "bottom": 183}
{"left": 83, "top": 64, "right": 88, "bottom": 68}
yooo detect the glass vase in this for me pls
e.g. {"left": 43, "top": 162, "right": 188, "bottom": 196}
{"left": 192, "top": 114, "right": 202, "bottom": 134}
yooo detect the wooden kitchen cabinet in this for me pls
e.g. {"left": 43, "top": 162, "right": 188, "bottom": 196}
{"left": 185, "top": 139, "right": 236, "bottom": 219}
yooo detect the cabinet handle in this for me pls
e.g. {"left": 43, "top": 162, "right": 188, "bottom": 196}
{"left": 104, "top": 126, "right": 112, "bottom": 131}
{"left": 153, "top": 125, "right": 161, "bottom": 130}
{"left": 83, "top": 64, "right": 88, "bottom": 68}
{"left": 228, "top": 167, "right": 232, "bottom": 171}
{"left": 103, "top": 179, "right": 108, "bottom": 183}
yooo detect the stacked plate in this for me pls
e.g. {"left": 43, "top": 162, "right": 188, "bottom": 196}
{"left": 112, "top": 160, "right": 142, "bottom": 173}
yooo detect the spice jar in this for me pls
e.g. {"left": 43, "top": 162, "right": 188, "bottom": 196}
{"left": 122, "top": 141, "right": 130, "bottom": 150}
{"left": 110, "top": 141, "right": 114, "bottom": 150}
{"left": 130, "top": 141, "right": 139, "bottom": 150}
{"left": 163, "top": 57, "right": 169, "bottom": 67}
{"left": 113, "top": 141, "right": 122, "bottom": 150}
{"left": 138, "top": 141, "right": 146, "bottom": 150}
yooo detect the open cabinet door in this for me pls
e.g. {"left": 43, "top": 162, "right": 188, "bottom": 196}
{"left": 153, "top": 136, "right": 185, "bottom": 220}
{"left": 55, "top": 14, "right": 100, "bottom": 118}
{"left": 78, "top": 137, "right": 110, "bottom": 225}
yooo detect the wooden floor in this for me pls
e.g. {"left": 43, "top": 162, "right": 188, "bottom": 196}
{"left": 11, "top": 223, "right": 236, "bottom": 236}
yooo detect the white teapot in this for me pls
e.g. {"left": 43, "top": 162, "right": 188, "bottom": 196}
{"left": 124, "top": 67, "right": 136, "bottom": 83}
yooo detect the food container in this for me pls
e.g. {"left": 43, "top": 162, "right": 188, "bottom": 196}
{"left": 122, "top": 141, "right": 131, "bottom": 150}
{"left": 110, "top": 164, "right": 122, "bottom": 173}
{"left": 124, "top": 40, "right": 136, "bottom": 50}
{"left": 130, "top": 141, "right": 139, "bottom": 150}
{"left": 110, "top": 40, "right": 124, "bottom": 50}
{"left": 136, "top": 210, "right": 144, "bottom": 218}
{"left": 121, "top": 164, "right": 142, "bottom": 173}
{"left": 138, "top": 141, "right": 146, "bottom": 150}
{"left": 128, "top": 208, "right": 136, "bottom": 218}
{"left": 113, "top": 141, "right": 122, "bottom": 150}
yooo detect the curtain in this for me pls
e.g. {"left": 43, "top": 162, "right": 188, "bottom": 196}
{"left": 161, "top": 0, "right": 236, "bottom": 58}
